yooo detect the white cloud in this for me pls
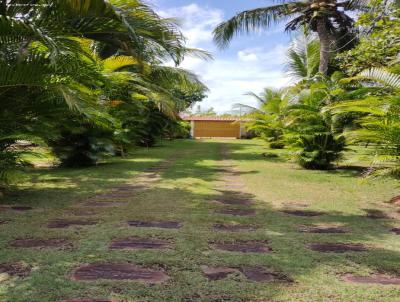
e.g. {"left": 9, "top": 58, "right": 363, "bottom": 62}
{"left": 158, "top": 3, "right": 223, "bottom": 47}
{"left": 195, "top": 57, "right": 291, "bottom": 112}
{"left": 156, "top": 2, "right": 292, "bottom": 113}
{"left": 238, "top": 50, "right": 258, "bottom": 62}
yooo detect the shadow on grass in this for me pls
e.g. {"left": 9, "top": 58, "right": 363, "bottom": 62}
{"left": 1, "top": 139, "right": 399, "bottom": 302}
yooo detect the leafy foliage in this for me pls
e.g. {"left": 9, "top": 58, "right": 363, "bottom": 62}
{"left": 0, "top": 0, "right": 208, "bottom": 188}
{"left": 336, "top": 1, "right": 400, "bottom": 75}
{"left": 238, "top": 89, "right": 288, "bottom": 148}
{"left": 213, "top": 0, "right": 364, "bottom": 74}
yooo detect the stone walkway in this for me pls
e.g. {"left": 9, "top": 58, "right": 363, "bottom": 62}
{"left": 1, "top": 143, "right": 400, "bottom": 302}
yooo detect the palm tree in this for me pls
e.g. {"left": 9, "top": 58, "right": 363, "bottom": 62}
{"left": 0, "top": 0, "right": 210, "bottom": 179}
{"left": 213, "top": 0, "right": 364, "bottom": 75}
{"left": 285, "top": 83, "right": 346, "bottom": 169}
{"left": 331, "top": 68, "right": 400, "bottom": 177}
{"left": 235, "top": 88, "right": 288, "bottom": 148}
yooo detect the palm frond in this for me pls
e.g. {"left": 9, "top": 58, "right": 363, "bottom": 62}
{"left": 359, "top": 68, "right": 400, "bottom": 88}
{"left": 213, "top": 4, "right": 296, "bottom": 48}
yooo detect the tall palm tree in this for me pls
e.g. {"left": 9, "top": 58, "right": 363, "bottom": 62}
{"left": 213, "top": 0, "right": 364, "bottom": 75}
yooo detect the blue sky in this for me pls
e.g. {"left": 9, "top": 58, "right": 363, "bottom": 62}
{"left": 149, "top": 0, "right": 297, "bottom": 113}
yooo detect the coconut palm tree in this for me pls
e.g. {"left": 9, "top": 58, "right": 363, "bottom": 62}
{"left": 213, "top": 0, "right": 364, "bottom": 75}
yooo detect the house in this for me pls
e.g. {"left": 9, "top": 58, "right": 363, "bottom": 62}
{"left": 182, "top": 116, "right": 247, "bottom": 139}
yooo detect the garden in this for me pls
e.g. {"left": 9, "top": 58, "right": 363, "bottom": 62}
{"left": 0, "top": 1, "right": 400, "bottom": 302}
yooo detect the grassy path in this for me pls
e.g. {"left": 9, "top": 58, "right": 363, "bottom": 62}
{"left": 0, "top": 139, "right": 400, "bottom": 302}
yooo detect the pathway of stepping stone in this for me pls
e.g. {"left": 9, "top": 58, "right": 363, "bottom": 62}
{"left": 108, "top": 237, "right": 171, "bottom": 250}
{"left": 58, "top": 156, "right": 183, "bottom": 300}
{"left": 2, "top": 143, "right": 398, "bottom": 302}
{"left": 391, "top": 227, "right": 400, "bottom": 235}
{"left": 343, "top": 273, "right": 400, "bottom": 285}
{"left": 72, "top": 263, "right": 170, "bottom": 284}
{"left": 282, "top": 210, "right": 325, "bottom": 217}
{"left": 9, "top": 238, "right": 71, "bottom": 249}
{"left": 364, "top": 209, "right": 390, "bottom": 219}
{"left": 0, "top": 205, "right": 33, "bottom": 212}
{"left": 63, "top": 299, "right": 115, "bottom": 302}
{"left": 213, "top": 223, "right": 257, "bottom": 232}
{"left": 127, "top": 220, "right": 182, "bottom": 229}
{"left": 299, "top": 225, "right": 347, "bottom": 234}
{"left": 200, "top": 145, "right": 289, "bottom": 284}
{"left": 309, "top": 243, "right": 367, "bottom": 253}
{"left": 212, "top": 241, "right": 272, "bottom": 253}
{"left": 48, "top": 219, "right": 98, "bottom": 229}
{"left": 0, "top": 262, "right": 31, "bottom": 278}
{"left": 390, "top": 195, "right": 400, "bottom": 206}
{"left": 201, "top": 265, "right": 291, "bottom": 283}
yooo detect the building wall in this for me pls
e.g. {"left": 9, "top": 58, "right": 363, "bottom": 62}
{"left": 193, "top": 121, "right": 240, "bottom": 138}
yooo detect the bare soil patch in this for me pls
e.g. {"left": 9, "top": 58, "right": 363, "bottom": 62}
{"left": 364, "top": 209, "right": 389, "bottom": 219}
{"left": 72, "top": 263, "right": 170, "bottom": 283}
{"left": 299, "top": 226, "right": 347, "bottom": 234}
{"left": 48, "top": 219, "right": 97, "bottom": 228}
{"left": 215, "top": 208, "right": 256, "bottom": 216}
{"left": 127, "top": 220, "right": 182, "bottom": 229}
{"left": 391, "top": 228, "right": 400, "bottom": 235}
{"left": 144, "top": 169, "right": 161, "bottom": 173}
{"left": 9, "top": 238, "right": 70, "bottom": 248}
{"left": 114, "top": 184, "right": 145, "bottom": 191}
{"left": 282, "top": 202, "right": 309, "bottom": 208}
{"left": 213, "top": 197, "right": 253, "bottom": 206}
{"left": 282, "top": 210, "right": 324, "bottom": 217}
{"left": 213, "top": 223, "right": 257, "bottom": 232}
{"left": 240, "top": 266, "right": 292, "bottom": 283}
{"left": 95, "top": 192, "right": 132, "bottom": 199}
{"left": 63, "top": 299, "right": 115, "bottom": 302}
{"left": 213, "top": 241, "right": 272, "bottom": 253}
{"left": 68, "top": 209, "right": 97, "bottom": 216}
{"left": 11, "top": 206, "right": 33, "bottom": 211}
{"left": 343, "top": 274, "right": 400, "bottom": 285}
{"left": 201, "top": 266, "right": 238, "bottom": 280}
{"left": 109, "top": 237, "right": 171, "bottom": 250}
{"left": 0, "top": 262, "right": 31, "bottom": 277}
{"left": 86, "top": 202, "right": 127, "bottom": 207}
{"left": 309, "top": 243, "right": 367, "bottom": 253}
{"left": 224, "top": 183, "right": 245, "bottom": 189}
{"left": 216, "top": 191, "right": 254, "bottom": 200}
{"left": 390, "top": 196, "right": 400, "bottom": 205}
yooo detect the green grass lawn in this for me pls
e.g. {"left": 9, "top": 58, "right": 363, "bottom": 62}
{"left": 1, "top": 139, "right": 399, "bottom": 302}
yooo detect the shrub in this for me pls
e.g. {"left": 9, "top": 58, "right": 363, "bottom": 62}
{"left": 296, "top": 134, "right": 346, "bottom": 170}
{"left": 269, "top": 141, "right": 285, "bottom": 149}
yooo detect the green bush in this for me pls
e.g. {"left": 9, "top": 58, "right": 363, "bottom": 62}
{"left": 296, "top": 134, "right": 346, "bottom": 170}
{"left": 47, "top": 122, "right": 115, "bottom": 167}
{"left": 269, "top": 141, "right": 285, "bottom": 149}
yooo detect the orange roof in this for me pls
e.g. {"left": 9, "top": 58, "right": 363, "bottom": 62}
{"left": 182, "top": 116, "right": 248, "bottom": 122}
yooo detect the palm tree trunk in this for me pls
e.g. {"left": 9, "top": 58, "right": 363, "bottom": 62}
{"left": 316, "top": 18, "right": 330, "bottom": 75}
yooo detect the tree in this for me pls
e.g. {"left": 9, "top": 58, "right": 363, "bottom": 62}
{"left": 213, "top": 0, "right": 363, "bottom": 74}
{"left": 285, "top": 80, "right": 346, "bottom": 169}
{"left": 0, "top": 0, "right": 209, "bottom": 188}
{"left": 236, "top": 88, "right": 289, "bottom": 148}
{"left": 331, "top": 68, "right": 400, "bottom": 177}
{"left": 336, "top": 0, "right": 400, "bottom": 75}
